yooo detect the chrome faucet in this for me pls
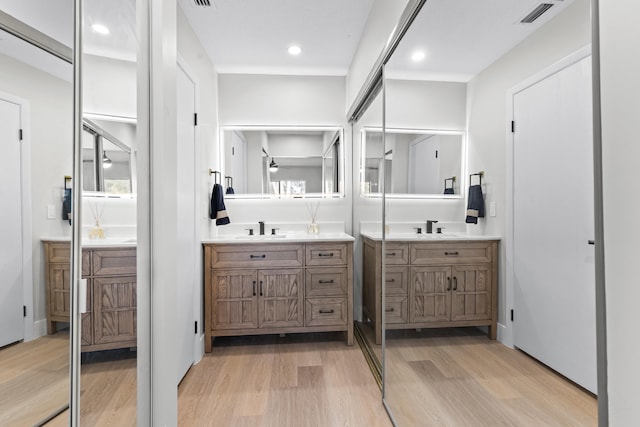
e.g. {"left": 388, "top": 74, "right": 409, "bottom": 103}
{"left": 258, "top": 221, "right": 265, "bottom": 235}
{"left": 426, "top": 220, "right": 438, "bottom": 234}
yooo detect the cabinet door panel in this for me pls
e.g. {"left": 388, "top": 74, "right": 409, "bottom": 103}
{"left": 410, "top": 266, "right": 451, "bottom": 322}
{"left": 211, "top": 270, "right": 258, "bottom": 330}
{"left": 258, "top": 269, "right": 304, "bottom": 328}
{"left": 93, "top": 276, "right": 137, "bottom": 345}
{"left": 49, "top": 264, "right": 71, "bottom": 318}
{"left": 451, "top": 265, "right": 491, "bottom": 321}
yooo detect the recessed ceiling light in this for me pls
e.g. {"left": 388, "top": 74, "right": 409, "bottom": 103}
{"left": 411, "top": 51, "right": 425, "bottom": 62}
{"left": 288, "top": 45, "right": 302, "bottom": 56}
{"left": 91, "top": 24, "right": 110, "bottom": 35}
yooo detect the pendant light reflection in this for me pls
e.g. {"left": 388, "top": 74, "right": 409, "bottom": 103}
{"left": 102, "top": 152, "right": 112, "bottom": 169}
{"left": 269, "top": 158, "right": 279, "bottom": 173}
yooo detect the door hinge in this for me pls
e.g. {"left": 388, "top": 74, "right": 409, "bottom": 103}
{"left": 194, "top": 321, "right": 198, "bottom": 334}
{"left": 23, "top": 306, "right": 27, "bottom": 317}
{"left": 511, "top": 121, "right": 515, "bottom": 133}
{"left": 19, "top": 129, "right": 23, "bottom": 140}
{"left": 435, "top": 150, "right": 438, "bottom": 159}
{"left": 510, "top": 309, "right": 514, "bottom": 322}
{"left": 194, "top": 113, "right": 198, "bottom": 126}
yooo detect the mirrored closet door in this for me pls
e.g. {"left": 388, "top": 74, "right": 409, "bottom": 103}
{"left": 0, "top": 4, "right": 73, "bottom": 425}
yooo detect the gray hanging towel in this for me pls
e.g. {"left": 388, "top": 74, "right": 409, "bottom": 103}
{"left": 444, "top": 188, "right": 454, "bottom": 195}
{"left": 62, "top": 188, "right": 72, "bottom": 225}
{"left": 465, "top": 184, "right": 485, "bottom": 224}
{"left": 210, "top": 183, "right": 230, "bottom": 225}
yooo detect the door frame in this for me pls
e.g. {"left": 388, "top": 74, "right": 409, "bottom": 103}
{"left": 0, "top": 90, "right": 34, "bottom": 341}
{"left": 177, "top": 56, "right": 204, "bottom": 365}
{"left": 504, "top": 45, "right": 592, "bottom": 348}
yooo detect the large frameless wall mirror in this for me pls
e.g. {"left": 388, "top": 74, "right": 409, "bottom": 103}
{"left": 378, "top": 0, "right": 598, "bottom": 425}
{"left": 361, "top": 128, "right": 464, "bottom": 197}
{"left": 220, "top": 126, "right": 344, "bottom": 198}
{"left": 0, "top": 5, "right": 74, "bottom": 426}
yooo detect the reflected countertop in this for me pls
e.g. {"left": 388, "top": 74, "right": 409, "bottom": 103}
{"left": 359, "top": 232, "right": 500, "bottom": 242}
{"left": 41, "top": 236, "right": 137, "bottom": 247}
{"left": 202, "top": 232, "right": 355, "bottom": 244}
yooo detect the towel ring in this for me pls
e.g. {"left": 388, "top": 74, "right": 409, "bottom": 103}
{"left": 469, "top": 171, "right": 484, "bottom": 186}
{"left": 209, "top": 169, "right": 221, "bottom": 184}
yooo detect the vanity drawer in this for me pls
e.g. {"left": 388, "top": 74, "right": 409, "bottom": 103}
{"left": 47, "top": 242, "right": 71, "bottom": 263}
{"left": 305, "top": 243, "right": 348, "bottom": 266}
{"left": 211, "top": 244, "right": 303, "bottom": 269}
{"left": 92, "top": 248, "right": 137, "bottom": 276}
{"left": 384, "top": 243, "right": 409, "bottom": 265}
{"left": 306, "top": 267, "right": 347, "bottom": 297}
{"left": 410, "top": 242, "right": 493, "bottom": 265}
{"left": 305, "top": 298, "right": 347, "bottom": 327}
{"left": 385, "top": 296, "right": 408, "bottom": 324}
{"left": 385, "top": 266, "right": 408, "bottom": 295}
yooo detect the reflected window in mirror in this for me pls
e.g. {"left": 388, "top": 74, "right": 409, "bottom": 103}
{"left": 82, "top": 118, "right": 135, "bottom": 194}
{"left": 361, "top": 128, "right": 464, "bottom": 198}
{"left": 221, "top": 126, "right": 343, "bottom": 198}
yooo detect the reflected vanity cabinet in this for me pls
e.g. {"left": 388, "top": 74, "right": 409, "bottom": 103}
{"left": 203, "top": 241, "right": 354, "bottom": 352}
{"left": 43, "top": 241, "right": 137, "bottom": 352}
{"left": 362, "top": 237, "right": 498, "bottom": 345}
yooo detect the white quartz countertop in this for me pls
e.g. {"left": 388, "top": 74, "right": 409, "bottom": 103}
{"left": 202, "top": 232, "right": 355, "bottom": 244}
{"left": 359, "top": 232, "right": 500, "bottom": 242}
{"left": 41, "top": 236, "right": 137, "bottom": 247}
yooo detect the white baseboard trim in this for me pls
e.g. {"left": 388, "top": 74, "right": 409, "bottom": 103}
{"left": 194, "top": 333, "right": 204, "bottom": 364}
{"left": 31, "top": 319, "right": 48, "bottom": 341}
{"left": 496, "top": 322, "right": 514, "bottom": 348}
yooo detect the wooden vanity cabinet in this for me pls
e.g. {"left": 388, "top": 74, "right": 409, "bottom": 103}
{"left": 44, "top": 241, "right": 137, "bottom": 352}
{"left": 362, "top": 237, "right": 498, "bottom": 345}
{"left": 204, "top": 241, "right": 353, "bottom": 352}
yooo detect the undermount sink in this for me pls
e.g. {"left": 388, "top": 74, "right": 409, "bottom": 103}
{"left": 233, "top": 234, "right": 287, "bottom": 240}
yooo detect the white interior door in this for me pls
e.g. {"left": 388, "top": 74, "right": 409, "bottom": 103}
{"left": 409, "top": 135, "right": 439, "bottom": 193}
{"left": 230, "top": 131, "right": 246, "bottom": 193}
{"left": 512, "top": 55, "right": 596, "bottom": 393}
{"left": 0, "top": 98, "right": 24, "bottom": 347}
{"left": 176, "top": 64, "right": 197, "bottom": 383}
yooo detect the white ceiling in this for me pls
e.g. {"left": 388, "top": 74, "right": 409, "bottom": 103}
{"left": 0, "top": 0, "right": 575, "bottom": 82}
{"left": 177, "top": 0, "right": 375, "bottom": 75}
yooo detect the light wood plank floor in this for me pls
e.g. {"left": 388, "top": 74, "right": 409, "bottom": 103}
{"left": 383, "top": 328, "right": 597, "bottom": 426}
{"left": 0, "top": 333, "right": 69, "bottom": 427}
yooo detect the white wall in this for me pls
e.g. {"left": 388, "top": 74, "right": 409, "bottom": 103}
{"left": 466, "top": 0, "right": 591, "bottom": 328}
{"left": 599, "top": 0, "right": 640, "bottom": 423}
{"left": 216, "top": 74, "right": 351, "bottom": 231}
{"left": 346, "top": 0, "right": 410, "bottom": 109}
{"left": 84, "top": 55, "right": 137, "bottom": 119}
{"left": 0, "top": 51, "right": 72, "bottom": 328}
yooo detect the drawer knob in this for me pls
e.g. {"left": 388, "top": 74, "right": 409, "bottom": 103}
{"left": 250, "top": 254, "right": 266, "bottom": 259}
{"left": 444, "top": 251, "right": 459, "bottom": 256}
{"left": 319, "top": 309, "right": 335, "bottom": 314}
{"left": 318, "top": 253, "right": 334, "bottom": 257}
{"left": 318, "top": 279, "right": 334, "bottom": 284}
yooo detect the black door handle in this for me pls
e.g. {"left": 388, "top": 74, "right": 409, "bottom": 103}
{"left": 453, "top": 277, "right": 458, "bottom": 291}
{"left": 588, "top": 240, "right": 595, "bottom": 245}
{"left": 252, "top": 281, "right": 256, "bottom": 296}
{"left": 447, "top": 277, "right": 451, "bottom": 291}
{"left": 259, "top": 280, "right": 263, "bottom": 296}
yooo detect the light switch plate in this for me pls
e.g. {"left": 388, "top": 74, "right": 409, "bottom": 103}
{"left": 489, "top": 201, "right": 496, "bottom": 217}
{"left": 47, "top": 204, "right": 56, "bottom": 219}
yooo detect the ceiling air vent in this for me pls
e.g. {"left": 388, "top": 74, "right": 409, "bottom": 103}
{"left": 520, "top": 3, "right": 555, "bottom": 24}
{"left": 193, "top": 0, "right": 211, "bottom": 6}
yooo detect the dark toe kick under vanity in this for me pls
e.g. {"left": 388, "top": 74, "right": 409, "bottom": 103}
{"left": 203, "top": 237, "right": 354, "bottom": 352}
{"left": 362, "top": 235, "right": 499, "bottom": 345}
{"left": 44, "top": 240, "right": 137, "bottom": 352}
